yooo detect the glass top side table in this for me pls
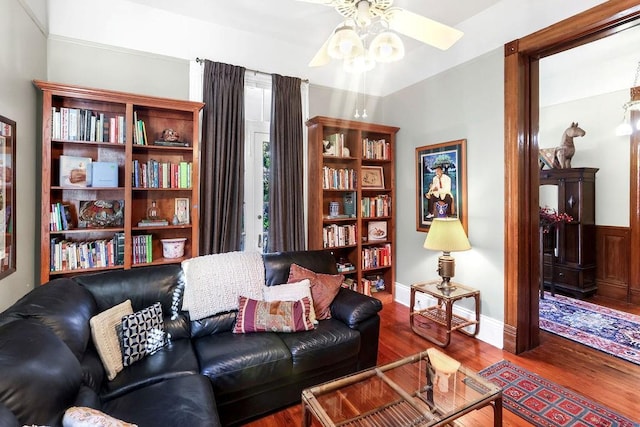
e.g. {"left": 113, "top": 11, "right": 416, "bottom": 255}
{"left": 410, "top": 280, "right": 480, "bottom": 347}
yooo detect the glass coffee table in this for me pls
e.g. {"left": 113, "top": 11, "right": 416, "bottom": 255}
{"left": 302, "top": 348, "right": 502, "bottom": 426}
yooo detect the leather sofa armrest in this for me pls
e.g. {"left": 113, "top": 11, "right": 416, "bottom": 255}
{"left": 330, "top": 288, "right": 383, "bottom": 328}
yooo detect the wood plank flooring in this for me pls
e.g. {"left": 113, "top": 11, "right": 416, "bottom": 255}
{"left": 247, "top": 293, "right": 640, "bottom": 426}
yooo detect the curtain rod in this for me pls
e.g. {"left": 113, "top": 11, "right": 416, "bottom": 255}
{"left": 195, "top": 57, "right": 309, "bottom": 84}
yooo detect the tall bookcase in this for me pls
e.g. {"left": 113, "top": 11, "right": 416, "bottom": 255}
{"left": 35, "top": 81, "right": 204, "bottom": 284}
{"left": 306, "top": 116, "right": 399, "bottom": 298}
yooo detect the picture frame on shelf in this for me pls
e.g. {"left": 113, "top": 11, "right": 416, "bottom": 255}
{"left": 175, "top": 197, "right": 190, "bottom": 224}
{"left": 415, "top": 139, "right": 467, "bottom": 233}
{"left": 367, "top": 221, "right": 388, "bottom": 241}
{"left": 361, "top": 166, "right": 385, "bottom": 189}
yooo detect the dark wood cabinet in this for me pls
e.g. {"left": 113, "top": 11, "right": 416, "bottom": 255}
{"left": 540, "top": 167, "right": 598, "bottom": 298}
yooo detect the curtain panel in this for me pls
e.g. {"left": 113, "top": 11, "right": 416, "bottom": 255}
{"left": 269, "top": 74, "right": 305, "bottom": 252}
{"left": 200, "top": 61, "right": 245, "bottom": 254}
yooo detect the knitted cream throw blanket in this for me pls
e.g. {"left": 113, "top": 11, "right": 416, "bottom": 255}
{"left": 181, "top": 251, "right": 265, "bottom": 321}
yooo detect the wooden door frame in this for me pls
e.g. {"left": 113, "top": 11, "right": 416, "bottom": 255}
{"left": 503, "top": 0, "right": 640, "bottom": 354}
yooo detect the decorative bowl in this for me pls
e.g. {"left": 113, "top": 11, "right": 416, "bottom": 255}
{"left": 160, "top": 238, "right": 187, "bottom": 259}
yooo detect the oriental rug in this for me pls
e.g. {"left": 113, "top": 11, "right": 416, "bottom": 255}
{"left": 479, "top": 360, "right": 639, "bottom": 427}
{"left": 539, "top": 292, "right": 640, "bottom": 365}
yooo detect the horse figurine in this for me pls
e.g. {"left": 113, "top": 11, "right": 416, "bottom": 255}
{"left": 538, "top": 122, "right": 586, "bottom": 169}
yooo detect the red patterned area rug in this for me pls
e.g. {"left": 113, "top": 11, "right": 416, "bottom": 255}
{"left": 539, "top": 292, "right": 640, "bottom": 365}
{"left": 479, "top": 360, "right": 639, "bottom": 427}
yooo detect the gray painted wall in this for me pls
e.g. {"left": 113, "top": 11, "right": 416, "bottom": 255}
{"left": 47, "top": 37, "right": 190, "bottom": 100}
{"left": 0, "top": 0, "right": 47, "bottom": 311}
{"left": 383, "top": 49, "right": 505, "bottom": 322}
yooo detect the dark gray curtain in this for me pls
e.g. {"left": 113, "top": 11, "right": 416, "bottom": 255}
{"left": 268, "top": 74, "right": 305, "bottom": 252}
{"left": 200, "top": 61, "right": 245, "bottom": 254}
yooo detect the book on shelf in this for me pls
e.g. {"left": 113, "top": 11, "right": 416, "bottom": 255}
{"left": 362, "top": 138, "right": 390, "bottom": 160}
{"left": 138, "top": 219, "right": 169, "bottom": 227}
{"left": 153, "top": 140, "right": 189, "bottom": 147}
{"left": 87, "top": 161, "right": 118, "bottom": 187}
{"left": 132, "top": 159, "right": 192, "bottom": 189}
{"left": 50, "top": 107, "right": 124, "bottom": 143}
{"left": 362, "top": 195, "right": 391, "bottom": 218}
{"left": 59, "top": 155, "right": 92, "bottom": 187}
{"left": 322, "top": 223, "right": 357, "bottom": 248}
{"left": 132, "top": 234, "right": 153, "bottom": 264}
{"left": 362, "top": 244, "right": 392, "bottom": 269}
{"left": 49, "top": 233, "right": 124, "bottom": 272}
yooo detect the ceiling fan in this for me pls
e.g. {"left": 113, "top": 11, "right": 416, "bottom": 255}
{"left": 298, "top": 0, "right": 464, "bottom": 71}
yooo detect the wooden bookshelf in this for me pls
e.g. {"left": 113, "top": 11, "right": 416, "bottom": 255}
{"left": 306, "top": 116, "right": 399, "bottom": 298}
{"left": 35, "top": 81, "right": 204, "bottom": 284}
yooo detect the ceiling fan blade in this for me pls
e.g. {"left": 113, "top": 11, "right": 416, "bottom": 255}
{"left": 308, "top": 34, "right": 332, "bottom": 67}
{"left": 387, "top": 9, "right": 463, "bottom": 51}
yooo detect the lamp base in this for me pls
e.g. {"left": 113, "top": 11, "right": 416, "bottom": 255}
{"left": 436, "top": 277, "right": 456, "bottom": 293}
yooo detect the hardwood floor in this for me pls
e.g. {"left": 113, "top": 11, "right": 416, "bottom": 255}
{"left": 246, "top": 292, "right": 640, "bottom": 426}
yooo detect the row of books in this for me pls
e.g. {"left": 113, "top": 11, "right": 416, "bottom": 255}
{"left": 49, "top": 232, "right": 125, "bottom": 272}
{"left": 323, "top": 224, "right": 357, "bottom": 248}
{"left": 51, "top": 107, "right": 125, "bottom": 143}
{"left": 132, "top": 159, "right": 192, "bottom": 189}
{"left": 362, "top": 138, "right": 390, "bottom": 160}
{"left": 50, "top": 202, "right": 74, "bottom": 231}
{"left": 133, "top": 112, "right": 148, "bottom": 145}
{"left": 362, "top": 244, "right": 392, "bottom": 269}
{"left": 132, "top": 234, "right": 153, "bottom": 264}
{"left": 362, "top": 195, "right": 391, "bottom": 218}
{"left": 322, "top": 166, "right": 357, "bottom": 190}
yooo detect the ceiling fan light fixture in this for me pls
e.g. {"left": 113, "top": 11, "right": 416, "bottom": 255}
{"left": 343, "top": 53, "right": 375, "bottom": 73}
{"left": 369, "top": 31, "right": 404, "bottom": 62}
{"left": 327, "top": 25, "right": 364, "bottom": 60}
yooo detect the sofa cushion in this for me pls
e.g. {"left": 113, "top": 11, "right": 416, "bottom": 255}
{"left": 278, "top": 318, "right": 361, "bottom": 375}
{"left": 0, "top": 319, "right": 82, "bottom": 426}
{"left": 73, "top": 265, "right": 190, "bottom": 340}
{"left": 233, "top": 296, "right": 314, "bottom": 333}
{"left": 263, "top": 279, "right": 317, "bottom": 324}
{"left": 120, "top": 302, "right": 168, "bottom": 367}
{"left": 100, "top": 338, "right": 199, "bottom": 401}
{"left": 102, "top": 375, "right": 220, "bottom": 427}
{"left": 288, "top": 264, "right": 343, "bottom": 320}
{"left": 90, "top": 300, "right": 133, "bottom": 380}
{"left": 194, "top": 331, "right": 292, "bottom": 396}
{"left": 0, "top": 278, "right": 97, "bottom": 360}
{"left": 263, "top": 250, "right": 339, "bottom": 286}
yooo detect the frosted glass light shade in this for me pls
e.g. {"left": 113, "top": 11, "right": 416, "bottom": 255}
{"left": 327, "top": 26, "right": 364, "bottom": 60}
{"left": 370, "top": 31, "right": 405, "bottom": 63}
{"left": 343, "top": 54, "right": 376, "bottom": 73}
{"left": 424, "top": 218, "right": 471, "bottom": 252}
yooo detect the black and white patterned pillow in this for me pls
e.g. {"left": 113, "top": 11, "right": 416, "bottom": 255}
{"left": 120, "top": 302, "right": 168, "bottom": 367}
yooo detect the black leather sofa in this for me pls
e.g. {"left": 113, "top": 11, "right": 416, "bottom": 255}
{"left": 0, "top": 250, "right": 383, "bottom": 426}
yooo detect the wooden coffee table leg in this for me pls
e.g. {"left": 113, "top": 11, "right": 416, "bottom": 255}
{"left": 493, "top": 395, "right": 503, "bottom": 427}
{"left": 302, "top": 402, "right": 311, "bottom": 427}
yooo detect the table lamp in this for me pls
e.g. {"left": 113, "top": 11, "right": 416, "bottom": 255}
{"left": 423, "top": 218, "right": 471, "bottom": 292}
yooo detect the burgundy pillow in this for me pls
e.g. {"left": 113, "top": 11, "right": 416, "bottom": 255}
{"left": 287, "top": 263, "right": 343, "bottom": 320}
{"left": 233, "top": 296, "right": 314, "bottom": 333}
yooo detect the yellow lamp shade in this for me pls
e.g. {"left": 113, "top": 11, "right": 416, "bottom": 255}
{"left": 424, "top": 218, "right": 470, "bottom": 252}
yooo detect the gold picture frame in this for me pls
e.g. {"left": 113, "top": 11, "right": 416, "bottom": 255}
{"left": 361, "top": 166, "right": 385, "bottom": 189}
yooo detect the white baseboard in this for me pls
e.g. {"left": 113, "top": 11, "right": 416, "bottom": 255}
{"left": 393, "top": 282, "right": 504, "bottom": 349}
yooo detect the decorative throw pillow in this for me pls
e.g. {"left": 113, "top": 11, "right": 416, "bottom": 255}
{"left": 288, "top": 264, "right": 343, "bottom": 320}
{"left": 63, "top": 406, "right": 137, "bottom": 427}
{"left": 90, "top": 300, "right": 133, "bottom": 381}
{"left": 233, "top": 296, "right": 314, "bottom": 333}
{"left": 263, "top": 279, "right": 317, "bottom": 324}
{"left": 120, "top": 302, "right": 168, "bottom": 367}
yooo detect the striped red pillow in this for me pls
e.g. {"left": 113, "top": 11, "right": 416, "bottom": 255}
{"left": 233, "top": 296, "right": 315, "bottom": 333}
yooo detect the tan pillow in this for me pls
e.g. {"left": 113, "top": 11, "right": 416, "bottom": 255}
{"left": 263, "top": 279, "right": 317, "bottom": 324}
{"left": 63, "top": 406, "right": 137, "bottom": 426}
{"left": 89, "top": 300, "right": 133, "bottom": 381}
{"left": 287, "top": 264, "right": 343, "bottom": 320}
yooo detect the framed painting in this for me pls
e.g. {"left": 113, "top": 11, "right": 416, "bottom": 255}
{"left": 175, "top": 197, "right": 190, "bottom": 224}
{"left": 416, "top": 139, "right": 467, "bottom": 233}
{"left": 0, "top": 115, "right": 15, "bottom": 279}
{"left": 361, "top": 166, "right": 385, "bottom": 189}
